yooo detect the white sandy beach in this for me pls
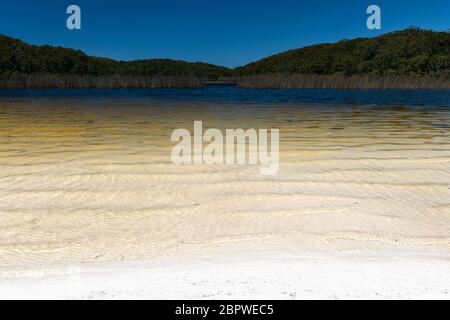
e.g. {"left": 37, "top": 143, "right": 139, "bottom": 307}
{"left": 1, "top": 251, "right": 450, "bottom": 300}
{"left": 0, "top": 99, "right": 450, "bottom": 299}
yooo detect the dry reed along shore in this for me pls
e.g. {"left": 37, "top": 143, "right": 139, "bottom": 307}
{"left": 2, "top": 73, "right": 450, "bottom": 90}
{"left": 238, "top": 74, "right": 450, "bottom": 90}
{"left": 0, "top": 73, "right": 204, "bottom": 89}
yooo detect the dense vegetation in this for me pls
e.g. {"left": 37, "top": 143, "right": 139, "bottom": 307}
{"left": 0, "top": 73, "right": 204, "bottom": 89}
{"left": 239, "top": 74, "right": 450, "bottom": 90}
{"left": 0, "top": 34, "right": 231, "bottom": 87}
{"left": 237, "top": 29, "right": 450, "bottom": 78}
{"left": 1, "top": 28, "right": 450, "bottom": 89}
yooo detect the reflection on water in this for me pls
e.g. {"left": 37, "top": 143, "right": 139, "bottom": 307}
{"left": 0, "top": 87, "right": 450, "bottom": 268}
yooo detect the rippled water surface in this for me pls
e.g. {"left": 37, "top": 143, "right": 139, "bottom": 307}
{"left": 1, "top": 86, "right": 450, "bottom": 268}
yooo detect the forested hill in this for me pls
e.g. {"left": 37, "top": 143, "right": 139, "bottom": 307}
{"left": 236, "top": 29, "right": 450, "bottom": 78}
{"left": 0, "top": 34, "right": 232, "bottom": 79}
{"left": 1, "top": 28, "right": 450, "bottom": 89}
{"left": 2, "top": 28, "right": 450, "bottom": 79}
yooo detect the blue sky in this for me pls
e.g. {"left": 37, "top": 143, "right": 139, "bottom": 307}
{"left": 0, "top": 0, "right": 449, "bottom": 67}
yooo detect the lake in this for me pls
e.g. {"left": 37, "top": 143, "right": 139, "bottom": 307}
{"left": 1, "top": 85, "right": 450, "bottom": 106}
{"left": 0, "top": 85, "right": 449, "bottom": 268}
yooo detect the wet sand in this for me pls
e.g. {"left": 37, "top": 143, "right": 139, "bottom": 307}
{"left": 1, "top": 97, "right": 450, "bottom": 298}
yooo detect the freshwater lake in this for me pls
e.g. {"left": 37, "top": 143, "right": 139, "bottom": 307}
{"left": 0, "top": 85, "right": 449, "bottom": 106}
{"left": 0, "top": 85, "right": 450, "bottom": 267}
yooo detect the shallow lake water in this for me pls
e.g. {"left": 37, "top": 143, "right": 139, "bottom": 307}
{"left": 0, "top": 86, "right": 449, "bottom": 268}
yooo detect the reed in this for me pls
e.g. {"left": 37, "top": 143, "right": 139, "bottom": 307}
{"left": 0, "top": 73, "right": 204, "bottom": 89}
{"left": 238, "top": 74, "right": 450, "bottom": 90}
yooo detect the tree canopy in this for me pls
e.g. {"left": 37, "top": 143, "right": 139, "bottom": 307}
{"left": 236, "top": 28, "right": 450, "bottom": 78}
{"left": 1, "top": 28, "right": 450, "bottom": 83}
{"left": 0, "top": 35, "right": 232, "bottom": 80}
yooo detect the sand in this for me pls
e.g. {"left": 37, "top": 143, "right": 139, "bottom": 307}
{"left": 1, "top": 252, "right": 450, "bottom": 300}
{"left": 0, "top": 99, "right": 449, "bottom": 299}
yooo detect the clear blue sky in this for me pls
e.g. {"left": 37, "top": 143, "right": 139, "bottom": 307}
{"left": 0, "top": 0, "right": 449, "bottom": 67}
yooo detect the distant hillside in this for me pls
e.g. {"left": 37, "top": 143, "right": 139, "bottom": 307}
{"left": 1, "top": 29, "right": 450, "bottom": 89}
{"left": 237, "top": 29, "right": 450, "bottom": 78}
{"left": 0, "top": 34, "right": 232, "bottom": 88}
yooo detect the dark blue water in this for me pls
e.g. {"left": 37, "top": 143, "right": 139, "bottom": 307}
{"left": 0, "top": 85, "right": 449, "bottom": 107}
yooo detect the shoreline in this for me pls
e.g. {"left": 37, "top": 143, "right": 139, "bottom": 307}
{"left": 1, "top": 74, "right": 450, "bottom": 90}
{"left": 1, "top": 249, "right": 449, "bottom": 300}
{"left": 238, "top": 74, "right": 450, "bottom": 90}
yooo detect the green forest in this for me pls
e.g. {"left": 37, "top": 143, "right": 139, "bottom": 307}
{"left": 0, "top": 34, "right": 232, "bottom": 79}
{"left": 1, "top": 28, "right": 450, "bottom": 88}
{"left": 237, "top": 28, "right": 450, "bottom": 78}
